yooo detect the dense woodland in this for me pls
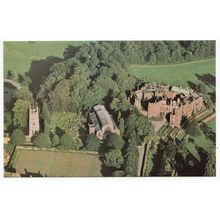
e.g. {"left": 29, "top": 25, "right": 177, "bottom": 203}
{"left": 4, "top": 41, "right": 216, "bottom": 176}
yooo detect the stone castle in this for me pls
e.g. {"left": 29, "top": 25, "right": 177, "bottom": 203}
{"left": 88, "top": 104, "right": 120, "bottom": 140}
{"left": 130, "top": 82, "right": 205, "bottom": 127}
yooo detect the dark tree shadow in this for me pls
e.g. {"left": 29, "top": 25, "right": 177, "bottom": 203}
{"left": 55, "top": 127, "right": 65, "bottom": 137}
{"left": 150, "top": 140, "right": 167, "bottom": 176}
{"left": 20, "top": 168, "right": 44, "bottom": 177}
{"left": 187, "top": 80, "right": 198, "bottom": 91}
{"left": 63, "top": 45, "right": 80, "bottom": 60}
{"left": 195, "top": 73, "right": 216, "bottom": 87}
{"left": 200, "top": 122, "right": 216, "bottom": 145}
{"left": 176, "top": 148, "right": 208, "bottom": 176}
{"left": 100, "top": 163, "right": 116, "bottom": 177}
{"left": 29, "top": 56, "right": 63, "bottom": 95}
{"left": 208, "top": 91, "right": 216, "bottom": 104}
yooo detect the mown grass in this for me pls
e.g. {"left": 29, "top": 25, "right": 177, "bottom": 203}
{"left": 207, "top": 118, "right": 216, "bottom": 132}
{"left": 4, "top": 41, "right": 86, "bottom": 77}
{"left": 10, "top": 148, "right": 102, "bottom": 177}
{"left": 129, "top": 58, "right": 215, "bottom": 89}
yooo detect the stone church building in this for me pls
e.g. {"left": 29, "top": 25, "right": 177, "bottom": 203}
{"left": 88, "top": 105, "right": 120, "bottom": 140}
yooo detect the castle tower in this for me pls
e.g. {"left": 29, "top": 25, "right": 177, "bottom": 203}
{"left": 29, "top": 105, "right": 40, "bottom": 139}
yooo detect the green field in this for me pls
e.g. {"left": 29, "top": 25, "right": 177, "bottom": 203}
{"left": 10, "top": 149, "right": 102, "bottom": 177}
{"left": 129, "top": 58, "right": 215, "bottom": 88}
{"left": 4, "top": 41, "right": 86, "bottom": 77}
{"left": 207, "top": 118, "right": 216, "bottom": 132}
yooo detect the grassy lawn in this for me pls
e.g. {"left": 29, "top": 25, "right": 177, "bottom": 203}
{"left": 129, "top": 58, "right": 215, "bottom": 89}
{"left": 10, "top": 148, "right": 102, "bottom": 177}
{"left": 185, "top": 142, "right": 201, "bottom": 161}
{"left": 207, "top": 118, "right": 216, "bottom": 132}
{"left": 4, "top": 41, "right": 87, "bottom": 77}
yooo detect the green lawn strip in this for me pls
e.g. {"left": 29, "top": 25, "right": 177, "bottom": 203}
{"left": 193, "top": 132, "right": 214, "bottom": 153}
{"left": 206, "top": 118, "right": 216, "bottom": 132}
{"left": 197, "top": 110, "right": 214, "bottom": 122}
{"left": 176, "top": 131, "right": 185, "bottom": 141}
{"left": 185, "top": 142, "right": 201, "bottom": 161}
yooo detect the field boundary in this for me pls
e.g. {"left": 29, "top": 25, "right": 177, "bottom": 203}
{"left": 16, "top": 145, "right": 99, "bottom": 155}
{"left": 129, "top": 58, "right": 215, "bottom": 68}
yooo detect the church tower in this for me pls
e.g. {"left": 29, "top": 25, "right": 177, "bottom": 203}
{"left": 29, "top": 105, "right": 40, "bottom": 139}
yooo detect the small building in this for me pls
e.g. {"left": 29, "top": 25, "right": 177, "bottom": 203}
{"left": 88, "top": 105, "right": 120, "bottom": 140}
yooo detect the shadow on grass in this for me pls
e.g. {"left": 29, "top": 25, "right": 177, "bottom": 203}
{"left": 29, "top": 56, "right": 63, "bottom": 95}
{"left": 195, "top": 73, "right": 215, "bottom": 87}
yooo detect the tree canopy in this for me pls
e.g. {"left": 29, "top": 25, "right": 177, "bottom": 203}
{"left": 12, "top": 99, "right": 30, "bottom": 129}
{"left": 10, "top": 129, "right": 26, "bottom": 146}
{"left": 104, "top": 149, "right": 124, "bottom": 169}
{"left": 33, "top": 133, "right": 51, "bottom": 148}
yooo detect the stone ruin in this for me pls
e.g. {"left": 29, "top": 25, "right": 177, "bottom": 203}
{"left": 130, "top": 82, "right": 205, "bottom": 127}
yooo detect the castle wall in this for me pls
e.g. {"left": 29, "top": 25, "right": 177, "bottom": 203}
{"left": 131, "top": 83, "right": 205, "bottom": 127}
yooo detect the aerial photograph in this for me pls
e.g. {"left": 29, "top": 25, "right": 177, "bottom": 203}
{"left": 3, "top": 41, "right": 216, "bottom": 177}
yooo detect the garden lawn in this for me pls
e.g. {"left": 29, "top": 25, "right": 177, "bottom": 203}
{"left": 11, "top": 148, "right": 102, "bottom": 177}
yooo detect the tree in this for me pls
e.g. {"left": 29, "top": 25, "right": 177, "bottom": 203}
{"left": 60, "top": 133, "right": 81, "bottom": 150}
{"left": 165, "top": 138, "right": 178, "bottom": 161}
{"left": 69, "top": 73, "right": 91, "bottom": 113}
{"left": 203, "top": 95, "right": 213, "bottom": 110}
{"left": 4, "top": 112, "right": 12, "bottom": 132}
{"left": 204, "top": 147, "right": 216, "bottom": 176}
{"left": 50, "top": 112, "right": 84, "bottom": 147}
{"left": 10, "top": 129, "right": 26, "bottom": 146}
{"left": 49, "top": 79, "right": 71, "bottom": 112}
{"left": 44, "top": 120, "right": 50, "bottom": 134}
{"left": 124, "top": 138, "right": 139, "bottom": 176}
{"left": 83, "top": 84, "right": 106, "bottom": 112}
{"left": 85, "top": 134, "right": 100, "bottom": 151}
{"left": 104, "top": 149, "right": 124, "bottom": 169}
{"left": 112, "top": 170, "right": 126, "bottom": 177}
{"left": 105, "top": 133, "right": 124, "bottom": 150}
{"left": 148, "top": 52, "right": 157, "bottom": 64}
{"left": 125, "top": 113, "right": 154, "bottom": 144}
{"left": 119, "top": 118, "right": 125, "bottom": 135}
{"left": 186, "top": 119, "right": 201, "bottom": 137}
{"left": 12, "top": 99, "right": 30, "bottom": 129}
{"left": 52, "top": 134, "right": 59, "bottom": 147}
{"left": 198, "top": 83, "right": 206, "bottom": 93}
{"left": 110, "top": 92, "right": 130, "bottom": 113}
{"left": 42, "top": 102, "right": 51, "bottom": 124}
{"left": 14, "top": 86, "right": 33, "bottom": 103}
{"left": 33, "top": 133, "right": 51, "bottom": 148}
